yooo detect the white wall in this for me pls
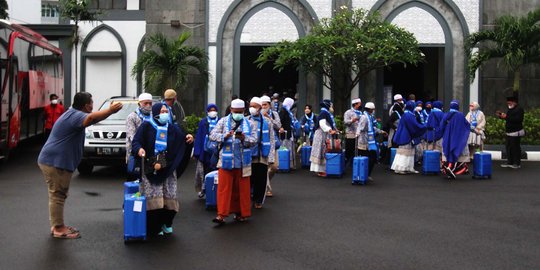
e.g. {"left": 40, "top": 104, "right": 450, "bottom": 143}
{"left": 7, "top": 0, "right": 41, "bottom": 24}
{"left": 74, "top": 21, "right": 146, "bottom": 111}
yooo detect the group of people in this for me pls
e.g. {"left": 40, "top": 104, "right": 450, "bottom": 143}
{"left": 37, "top": 87, "right": 525, "bottom": 239}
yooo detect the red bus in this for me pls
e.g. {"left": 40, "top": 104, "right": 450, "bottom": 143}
{"left": 0, "top": 20, "right": 64, "bottom": 161}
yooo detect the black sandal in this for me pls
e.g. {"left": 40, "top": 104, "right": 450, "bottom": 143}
{"left": 233, "top": 215, "right": 247, "bottom": 222}
{"left": 212, "top": 216, "right": 225, "bottom": 224}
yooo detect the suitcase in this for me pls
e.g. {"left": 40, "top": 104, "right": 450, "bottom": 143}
{"left": 123, "top": 181, "right": 139, "bottom": 195}
{"left": 352, "top": 156, "right": 369, "bottom": 184}
{"left": 204, "top": 170, "right": 219, "bottom": 209}
{"left": 325, "top": 152, "right": 343, "bottom": 178}
{"left": 422, "top": 150, "right": 441, "bottom": 175}
{"left": 301, "top": 145, "right": 311, "bottom": 168}
{"left": 124, "top": 193, "right": 146, "bottom": 242}
{"left": 278, "top": 147, "right": 291, "bottom": 172}
{"left": 473, "top": 152, "right": 492, "bottom": 179}
{"left": 390, "top": 148, "right": 397, "bottom": 167}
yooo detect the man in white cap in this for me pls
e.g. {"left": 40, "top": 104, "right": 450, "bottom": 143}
{"left": 247, "top": 97, "right": 275, "bottom": 209}
{"left": 209, "top": 98, "right": 258, "bottom": 224}
{"left": 279, "top": 97, "right": 298, "bottom": 169}
{"left": 126, "top": 93, "right": 154, "bottom": 173}
{"left": 344, "top": 98, "right": 362, "bottom": 167}
{"left": 356, "top": 102, "right": 386, "bottom": 180}
{"left": 386, "top": 94, "right": 405, "bottom": 148}
{"left": 261, "top": 95, "right": 281, "bottom": 197}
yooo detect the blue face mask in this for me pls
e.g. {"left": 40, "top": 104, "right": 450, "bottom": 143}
{"left": 158, "top": 113, "right": 169, "bottom": 124}
{"left": 232, "top": 113, "right": 244, "bottom": 121}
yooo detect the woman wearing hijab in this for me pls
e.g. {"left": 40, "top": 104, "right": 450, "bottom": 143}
{"left": 465, "top": 102, "right": 486, "bottom": 157}
{"left": 425, "top": 101, "right": 445, "bottom": 151}
{"left": 391, "top": 101, "right": 427, "bottom": 174}
{"left": 132, "top": 103, "right": 194, "bottom": 235}
{"left": 440, "top": 100, "right": 471, "bottom": 179}
{"left": 310, "top": 99, "right": 337, "bottom": 177}
{"left": 193, "top": 103, "right": 219, "bottom": 198}
{"left": 300, "top": 105, "right": 316, "bottom": 144}
{"left": 279, "top": 97, "right": 298, "bottom": 169}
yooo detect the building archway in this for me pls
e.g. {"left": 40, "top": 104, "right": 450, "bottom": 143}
{"left": 371, "top": 0, "right": 470, "bottom": 108}
{"left": 81, "top": 24, "right": 127, "bottom": 107}
{"left": 216, "top": 0, "right": 318, "bottom": 112}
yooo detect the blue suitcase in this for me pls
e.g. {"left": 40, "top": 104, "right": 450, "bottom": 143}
{"left": 422, "top": 150, "right": 441, "bottom": 175}
{"left": 123, "top": 181, "right": 139, "bottom": 195}
{"left": 301, "top": 145, "right": 311, "bottom": 168}
{"left": 278, "top": 148, "right": 290, "bottom": 172}
{"left": 352, "top": 156, "right": 369, "bottom": 184}
{"left": 124, "top": 193, "right": 146, "bottom": 242}
{"left": 473, "top": 152, "right": 492, "bottom": 179}
{"left": 325, "top": 152, "right": 343, "bottom": 178}
{"left": 390, "top": 148, "right": 397, "bottom": 167}
{"left": 204, "top": 170, "right": 219, "bottom": 209}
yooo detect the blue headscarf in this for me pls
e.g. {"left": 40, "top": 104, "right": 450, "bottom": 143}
{"left": 320, "top": 99, "right": 332, "bottom": 109}
{"left": 433, "top": 101, "right": 443, "bottom": 110}
{"left": 392, "top": 101, "right": 426, "bottom": 146}
{"left": 206, "top": 103, "right": 218, "bottom": 112}
{"left": 440, "top": 100, "right": 470, "bottom": 162}
{"left": 194, "top": 103, "right": 219, "bottom": 164}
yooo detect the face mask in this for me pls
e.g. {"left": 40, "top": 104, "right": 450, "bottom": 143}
{"left": 140, "top": 106, "right": 151, "bottom": 115}
{"left": 51, "top": 99, "right": 58, "bottom": 105}
{"left": 208, "top": 111, "right": 218, "bottom": 118}
{"left": 232, "top": 113, "right": 244, "bottom": 121}
{"left": 398, "top": 100, "right": 404, "bottom": 104}
{"left": 158, "top": 113, "right": 169, "bottom": 124}
{"left": 249, "top": 107, "right": 259, "bottom": 116}
{"left": 261, "top": 108, "right": 269, "bottom": 114}
{"left": 508, "top": 105, "right": 515, "bottom": 109}
{"left": 416, "top": 106, "right": 422, "bottom": 112}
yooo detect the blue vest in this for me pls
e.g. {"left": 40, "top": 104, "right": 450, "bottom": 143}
{"left": 221, "top": 115, "right": 252, "bottom": 170}
{"left": 250, "top": 115, "right": 271, "bottom": 158}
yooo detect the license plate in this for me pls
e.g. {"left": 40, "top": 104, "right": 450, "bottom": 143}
{"left": 100, "top": 147, "right": 112, "bottom": 155}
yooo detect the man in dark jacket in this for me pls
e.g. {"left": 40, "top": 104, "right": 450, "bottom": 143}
{"left": 497, "top": 96, "right": 525, "bottom": 169}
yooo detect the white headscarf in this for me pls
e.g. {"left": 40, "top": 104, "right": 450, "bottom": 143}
{"left": 282, "top": 97, "right": 294, "bottom": 110}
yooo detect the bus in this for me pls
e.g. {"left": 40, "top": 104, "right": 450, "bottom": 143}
{"left": 0, "top": 20, "right": 64, "bottom": 161}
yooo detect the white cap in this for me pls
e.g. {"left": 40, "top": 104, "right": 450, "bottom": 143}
{"left": 250, "top": 97, "right": 262, "bottom": 106}
{"left": 351, "top": 98, "right": 361, "bottom": 105}
{"left": 365, "top": 102, "right": 375, "bottom": 109}
{"left": 260, "top": 95, "right": 271, "bottom": 103}
{"left": 394, "top": 94, "right": 403, "bottom": 101}
{"left": 283, "top": 97, "right": 294, "bottom": 110}
{"left": 138, "top": 93, "right": 153, "bottom": 102}
{"left": 231, "top": 98, "right": 245, "bottom": 109}
{"left": 272, "top": 93, "right": 279, "bottom": 98}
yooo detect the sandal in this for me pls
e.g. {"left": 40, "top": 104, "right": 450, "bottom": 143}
{"left": 254, "top": 203, "right": 263, "bottom": 209}
{"left": 233, "top": 215, "right": 247, "bottom": 222}
{"left": 52, "top": 230, "right": 81, "bottom": 239}
{"left": 51, "top": 226, "right": 79, "bottom": 235}
{"left": 266, "top": 191, "right": 273, "bottom": 197}
{"left": 212, "top": 216, "right": 225, "bottom": 224}
{"left": 317, "top": 172, "right": 326, "bottom": 177}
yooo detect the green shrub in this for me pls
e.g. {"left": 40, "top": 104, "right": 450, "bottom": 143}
{"left": 484, "top": 108, "right": 540, "bottom": 145}
{"left": 334, "top": 115, "right": 344, "bottom": 132}
{"left": 183, "top": 114, "right": 202, "bottom": 135}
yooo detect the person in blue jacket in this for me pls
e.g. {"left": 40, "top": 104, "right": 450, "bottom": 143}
{"left": 425, "top": 100, "right": 445, "bottom": 152}
{"left": 439, "top": 100, "right": 471, "bottom": 179}
{"left": 193, "top": 103, "right": 219, "bottom": 198}
{"left": 391, "top": 100, "right": 427, "bottom": 174}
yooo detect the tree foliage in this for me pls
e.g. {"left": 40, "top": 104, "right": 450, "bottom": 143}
{"left": 132, "top": 32, "right": 209, "bottom": 96}
{"left": 256, "top": 7, "right": 422, "bottom": 113}
{"left": 466, "top": 7, "right": 540, "bottom": 92}
{"left": 0, "top": 0, "right": 8, "bottom": 19}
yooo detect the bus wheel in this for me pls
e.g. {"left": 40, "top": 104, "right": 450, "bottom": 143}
{"left": 77, "top": 161, "right": 94, "bottom": 175}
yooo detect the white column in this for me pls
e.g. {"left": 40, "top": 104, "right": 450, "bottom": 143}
{"left": 207, "top": 46, "right": 217, "bottom": 104}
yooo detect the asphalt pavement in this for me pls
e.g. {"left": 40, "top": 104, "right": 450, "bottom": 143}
{"left": 0, "top": 140, "right": 539, "bottom": 270}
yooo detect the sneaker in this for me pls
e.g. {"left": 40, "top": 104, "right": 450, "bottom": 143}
{"left": 500, "top": 164, "right": 512, "bottom": 168}
{"left": 161, "top": 225, "right": 173, "bottom": 234}
{"left": 395, "top": 170, "right": 407, "bottom": 175}
{"left": 510, "top": 165, "right": 521, "bottom": 169}
{"left": 410, "top": 170, "right": 420, "bottom": 174}
{"left": 368, "top": 177, "right": 374, "bottom": 182}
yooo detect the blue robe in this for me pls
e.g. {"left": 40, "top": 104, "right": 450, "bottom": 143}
{"left": 439, "top": 111, "right": 470, "bottom": 163}
{"left": 426, "top": 109, "right": 445, "bottom": 142}
{"left": 393, "top": 101, "right": 426, "bottom": 146}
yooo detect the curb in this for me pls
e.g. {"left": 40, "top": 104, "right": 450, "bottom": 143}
{"left": 482, "top": 150, "right": 540, "bottom": 161}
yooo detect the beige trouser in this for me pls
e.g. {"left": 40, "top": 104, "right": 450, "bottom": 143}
{"left": 38, "top": 163, "right": 73, "bottom": 227}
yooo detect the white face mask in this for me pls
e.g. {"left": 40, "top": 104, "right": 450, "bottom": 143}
{"left": 261, "top": 108, "right": 269, "bottom": 114}
{"left": 508, "top": 105, "right": 514, "bottom": 109}
{"left": 249, "top": 107, "right": 259, "bottom": 116}
{"left": 51, "top": 99, "right": 58, "bottom": 105}
{"left": 208, "top": 111, "right": 218, "bottom": 118}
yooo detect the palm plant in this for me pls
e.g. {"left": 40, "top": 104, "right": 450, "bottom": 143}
{"left": 0, "top": 0, "right": 8, "bottom": 19}
{"left": 132, "top": 32, "right": 208, "bottom": 95}
{"left": 466, "top": 7, "right": 540, "bottom": 94}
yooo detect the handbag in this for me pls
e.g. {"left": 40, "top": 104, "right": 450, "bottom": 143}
{"left": 326, "top": 133, "right": 341, "bottom": 153}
